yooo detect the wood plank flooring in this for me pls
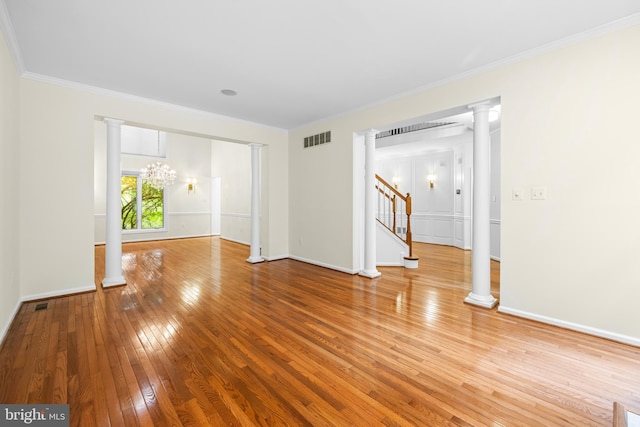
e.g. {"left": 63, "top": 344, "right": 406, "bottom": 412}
{"left": 0, "top": 237, "right": 638, "bottom": 426}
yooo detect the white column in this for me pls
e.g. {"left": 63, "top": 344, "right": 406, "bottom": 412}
{"left": 102, "top": 118, "right": 126, "bottom": 287}
{"left": 360, "top": 129, "right": 381, "bottom": 278}
{"left": 247, "top": 143, "right": 264, "bottom": 263}
{"left": 465, "top": 102, "right": 497, "bottom": 308}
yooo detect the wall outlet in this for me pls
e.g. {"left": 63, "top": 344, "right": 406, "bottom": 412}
{"left": 531, "top": 186, "right": 547, "bottom": 200}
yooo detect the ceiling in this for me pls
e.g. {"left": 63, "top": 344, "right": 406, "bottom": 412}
{"left": 3, "top": 1, "right": 640, "bottom": 129}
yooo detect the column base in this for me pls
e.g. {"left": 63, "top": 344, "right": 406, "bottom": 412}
{"left": 359, "top": 269, "right": 381, "bottom": 279}
{"left": 403, "top": 257, "right": 419, "bottom": 269}
{"left": 246, "top": 256, "right": 265, "bottom": 264}
{"left": 464, "top": 292, "right": 498, "bottom": 309}
{"left": 102, "top": 276, "right": 126, "bottom": 288}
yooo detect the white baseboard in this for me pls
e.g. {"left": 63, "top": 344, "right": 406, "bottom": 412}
{"left": 95, "top": 233, "right": 217, "bottom": 246}
{"left": 498, "top": 305, "right": 640, "bottom": 347}
{"left": 376, "top": 262, "right": 404, "bottom": 267}
{"left": 220, "top": 236, "right": 250, "bottom": 246}
{"left": 21, "top": 284, "right": 97, "bottom": 303}
{"left": 264, "top": 254, "right": 289, "bottom": 262}
{"left": 0, "top": 298, "right": 23, "bottom": 347}
{"left": 288, "top": 255, "right": 358, "bottom": 275}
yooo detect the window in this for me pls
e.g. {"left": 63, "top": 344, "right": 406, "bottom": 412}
{"left": 121, "top": 125, "right": 167, "bottom": 157}
{"left": 121, "top": 172, "right": 166, "bottom": 231}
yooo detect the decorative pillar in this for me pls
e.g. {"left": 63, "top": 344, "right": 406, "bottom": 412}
{"left": 465, "top": 102, "right": 497, "bottom": 308}
{"left": 360, "top": 129, "right": 381, "bottom": 278}
{"left": 247, "top": 143, "right": 264, "bottom": 263}
{"left": 102, "top": 118, "right": 126, "bottom": 287}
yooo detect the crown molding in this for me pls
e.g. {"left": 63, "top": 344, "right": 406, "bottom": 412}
{"left": 0, "top": 0, "right": 25, "bottom": 73}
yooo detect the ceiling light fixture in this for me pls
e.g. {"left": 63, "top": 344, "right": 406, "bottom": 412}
{"left": 220, "top": 89, "right": 237, "bottom": 96}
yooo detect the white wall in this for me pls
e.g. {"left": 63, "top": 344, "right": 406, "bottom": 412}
{"left": 0, "top": 28, "right": 21, "bottom": 341}
{"left": 18, "top": 76, "right": 288, "bottom": 301}
{"left": 94, "top": 128, "right": 214, "bottom": 243}
{"left": 289, "top": 127, "right": 355, "bottom": 271}
{"left": 211, "top": 139, "right": 252, "bottom": 245}
{"left": 290, "top": 23, "right": 640, "bottom": 344}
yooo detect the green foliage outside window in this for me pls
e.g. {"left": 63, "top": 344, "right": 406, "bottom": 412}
{"left": 141, "top": 182, "right": 164, "bottom": 229}
{"left": 121, "top": 176, "right": 137, "bottom": 229}
{"left": 121, "top": 175, "right": 164, "bottom": 230}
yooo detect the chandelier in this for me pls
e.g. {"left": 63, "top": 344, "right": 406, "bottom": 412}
{"left": 140, "top": 162, "right": 176, "bottom": 189}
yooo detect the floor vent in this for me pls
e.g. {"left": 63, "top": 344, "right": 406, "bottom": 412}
{"left": 34, "top": 302, "right": 48, "bottom": 311}
{"left": 304, "top": 131, "right": 331, "bottom": 148}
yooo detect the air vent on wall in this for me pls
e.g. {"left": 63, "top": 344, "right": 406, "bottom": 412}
{"left": 304, "top": 131, "right": 331, "bottom": 148}
{"left": 376, "top": 122, "right": 455, "bottom": 139}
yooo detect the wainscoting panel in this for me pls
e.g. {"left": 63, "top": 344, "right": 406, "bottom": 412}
{"left": 220, "top": 212, "right": 251, "bottom": 245}
{"left": 412, "top": 214, "right": 454, "bottom": 245}
{"left": 454, "top": 218, "right": 465, "bottom": 248}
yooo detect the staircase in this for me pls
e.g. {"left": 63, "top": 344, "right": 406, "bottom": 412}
{"left": 375, "top": 174, "right": 419, "bottom": 268}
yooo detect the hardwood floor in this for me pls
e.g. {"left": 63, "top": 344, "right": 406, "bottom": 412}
{"left": 0, "top": 237, "right": 638, "bottom": 426}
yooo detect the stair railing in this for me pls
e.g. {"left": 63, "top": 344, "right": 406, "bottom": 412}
{"left": 375, "top": 174, "right": 414, "bottom": 258}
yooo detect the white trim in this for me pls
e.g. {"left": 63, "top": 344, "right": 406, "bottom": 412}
{"left": 21, "top": 72, "right": 285, "bottom": 132}
{"left": 412, "top": 214, "right": 500, "bottom": 223}
{"left": 453, "top": 214, "right": 471, "bottom": 220}
{"left": 498, "top": 305, "right": 640, "bottom": 348}
{"left": 122, "top": 227, "right": 167, "bottom": 235}
{"left": 20, "top": 285, "right": 97, "bottom": 303}
{"left": 490, "top": 255, "right": 501, "bottom": 262}
{"left": 169, "top": 211, "right": 211, "bottom": 216}
{"left": 291, "top": 13, "right": 640, "bottom": 131}
{"left": 376, "top": 261, "right": 404, "bottom": 267}
{"left": 95, "top": 211, "right": 211, "bottom": 218}
{"left": 288, "top": 255, "right": 358, "bottom": 275}
{"left": 0, "top": 299, "right": 23, "bottom": 346}
{"left": 0, "top": 0, "right": 25, "bottom": 73}
{"left": 220, "top": 236, "right": 250, "bottom": 246}
{"left": 221, "top": 212, "right": 250, "bottom": 218}
{"left": 412, "top": 213, "right": 459, "bottom": 221}
{"left": 263, "top": 254, "right": 289, "bottom": 262}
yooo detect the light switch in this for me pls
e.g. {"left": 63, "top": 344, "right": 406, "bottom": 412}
{"left": 531, "top": 186, "right": 547, "bottom": 200}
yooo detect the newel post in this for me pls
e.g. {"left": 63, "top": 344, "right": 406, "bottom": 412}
{"left": 403, "top": 193, "right": 418, "bottom": 268}
{"left": 405, "top": 193, "right": 413, "bottom": 258}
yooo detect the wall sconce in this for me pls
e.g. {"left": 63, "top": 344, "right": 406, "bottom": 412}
{"left": 427, "top": 174, "right": 435, "bottom": 189}
{"left": 392, "top": 177, "right": 399, "bottom": 189}
{"left": 187, "top": 178, "right": 197, "bottom": 194}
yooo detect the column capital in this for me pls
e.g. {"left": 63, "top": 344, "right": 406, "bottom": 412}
{"left": 248, "top": 143, "right": 263, "bottom": 148}
{"left": 364, "top": 128, "right": 378, "bottom": 137}
{"left": 467, "top": 101, "right": 492, "bottom": 112}
{"left": 103, "top": 118, "right": 124, "bottom": 127}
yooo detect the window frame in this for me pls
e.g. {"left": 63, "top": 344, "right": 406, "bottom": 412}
{"left": 121, "top": 170, "right": 168, "bottom": 234}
